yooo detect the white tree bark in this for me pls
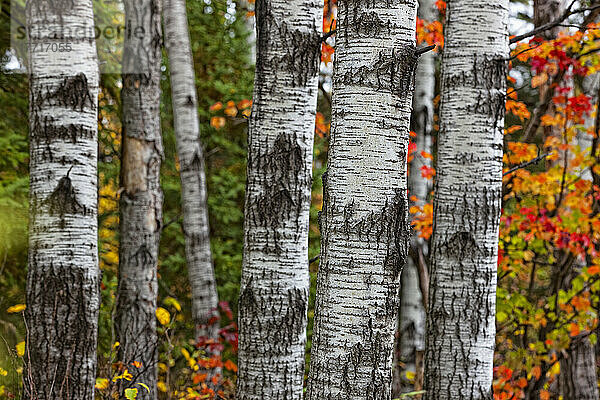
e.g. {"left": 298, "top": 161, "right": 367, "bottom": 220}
{"left": 163, "top": 0, "right": 220, "bottom": 347}
{"left": 305, "top": 1, "right": 417, "bottom": 398}
{"left": 423, "top": 0, "right": 508, "bottom": 399}
{"left": 24, "top": 1, "right": 100, "bottom": 398}
{"left": 115, "top": 0, "right": 163, "bottom": 398}
{"left": 393, "top": 0, "right": 435, "bottom": 395}
{"left": 236, "top": 0, "right": 321, "bottom": 398}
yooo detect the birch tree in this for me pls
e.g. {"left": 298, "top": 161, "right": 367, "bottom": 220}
{"left": 393, "top": 0, "right": 435, "bottom": 395}
{"left": 236, "top": 0, "right": 321, "bottom": 398}
{"left": 423, "top": 0, "right": 508, "bottom": 398}
{"left": 23, "top": 1, "right": 100, "bottom": 398}
{"left": 114, "top": 0, "right": 163, "bottom": 397}
{"left": 305, "top": 1, "right": 418, "bottom": 397}
{"left": 163, "top": 0, "right": 220, "bottom": 346}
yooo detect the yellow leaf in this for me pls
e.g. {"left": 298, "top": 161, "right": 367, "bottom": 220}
{"left": 181, "top": 348, "right": 190, "bottom": 360}
{"left": 16, "top": 341, "right": 25, "bottom": 357}
{"left": 549, "top": 361, "right": 560, "bottom": 376}
{"left": 6, "top": 304, "right": 26, "bottom": 313}
{"left": 0, "top": 367, "right": 7, "bottom": 376}
{"left": 113, "top": 341, "right": 120, "bottom": 349}
{"left": 156, "top": 307, "right": 171, "bottom": 326}
{"left": 164, "top": 297, "right": 181, "bottom": 312}
{"left": 124, "top": 388, "right": 138, "bottom": 400}
{"left": 95, "top": 378, "right": 109, "bottom": 390}
{"left": 137, "top": 383, "right": 150, "bottom": 393}
{"left": 158, "top": 381, "right": 168, "bottom": 392}
{"left": 405, "top": 370, "right": 415, "bottom": 381}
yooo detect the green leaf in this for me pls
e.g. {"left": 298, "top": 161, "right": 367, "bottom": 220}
{"left": 124, "top": 388, "right": 138, "bottom": 400}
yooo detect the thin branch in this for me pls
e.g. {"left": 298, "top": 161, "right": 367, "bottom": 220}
{"left": 509, "top": 1, "right": 600, "bottom": 44}
{"left": 503, "top": 152, "right": 552, "bottom": 176}
{"left": 415, "top": 44, "right": 436, "bottom": 56}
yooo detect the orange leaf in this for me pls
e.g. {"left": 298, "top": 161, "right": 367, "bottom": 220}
{"left": 209, "top": 102, "right": 223, "bottom": 112}
{"left": 210, "top": 117, "right": 226, "bottom": 130}
{"left": 540, "top": 389, "right": 550, "bottom": 400}
{"left": 587, "top": 265, "right": 600, "bottom": 275}
{"left": 569, "top": 322, "right": 580, "bottom": 337}
{"left": 532, "top": 365, "right": 541, "bottom": 380}
{"left": 531, "top": 72, "right": 548, "bottom": 89}
{"left": 224, "top": 359, "right": 238, "bottom": 372}
{"left": 224, "top": 105, "right": 238, "bottom": 117}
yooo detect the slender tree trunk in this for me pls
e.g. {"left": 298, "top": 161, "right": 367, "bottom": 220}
{"left": 236, "top": 0, "right": 321, "bottom": 398}
{"left": 163, "top": 0, "right": 220, "bottom": 347}
{"left": 558, "top": 336, "right": 600, "bottom": 399}
{"left": 423, "top": 0, "right": 508, "bottom": 399}
{"left": 24, "top": 1, "right": 100, "bottom": 398}
{"left": 305, "top": 1, "right": 417, "bottom": 398}
{"left": 115, "top": 0, "right": 163, "bottom": 398}
{"left": 393, "top": 0, "right": 435, "bottom": 396}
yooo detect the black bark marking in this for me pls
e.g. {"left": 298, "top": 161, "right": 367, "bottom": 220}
{"left": 44, "top": 167, "right": 87, "bottom": 223}
{"left": 255, "top": 0, "right": 321, "bottom": 87}
{"left": 247, "top": 133, "right": 307, "bottom": 253}
{"left": 339, "top": 45, "right": 421, "bottom": 97}
{"left": 31, "top": 114, "right": 96, "bottom": 144}
{"left": 32, "top": 73, "right": 94, "bottom": 112}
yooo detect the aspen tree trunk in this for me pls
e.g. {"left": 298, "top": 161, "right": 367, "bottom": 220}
{"left": 24, "top": 1, "right": 100, "bottom": 398}
{"left": 423, "top": 0, "right": 508, "bottom": 399}
{"left": 115, "top": 0, "right": 163, "bottom": 398}
{"left": 163, "top": 0, "right": 220, "bottom": 346}
{"left": 305, "top": 1, "right": 417, "bottom": 398}
{"left": 558, "top": 337, "right": 600, "bottom": 399}
{"left": 393, "top": 0, "right": 435, "bottom": 396}
{"left": 236, "top": 0, "right": 321, "bottom": 398}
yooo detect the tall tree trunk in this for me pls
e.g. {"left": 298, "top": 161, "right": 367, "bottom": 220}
{"left": 558, "top": 336, "right": 600, "bottom": 399}
{"left": 24, "top": 1, "right": 100, "bottom": 398}
{"left": 393, "top": 0, "right": 436, "bottom": 396}
{"left": 236, "top": 0, "right": 321, "bottom": 398}
{"left": 423, "top": 0, "right": 508, "bottom": 399}
{"left": 163, "top": 0, "right": 220, "bottom": 347}
{"left": 305, "top": 1, "right": 417, "bottom": 398}
{"left": 115, "top": 0, "right": 163, "bottom": 398}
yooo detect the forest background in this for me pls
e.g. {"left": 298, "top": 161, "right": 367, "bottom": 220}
{"left": 2, "top": 0, "right": 600, "bottom": 399}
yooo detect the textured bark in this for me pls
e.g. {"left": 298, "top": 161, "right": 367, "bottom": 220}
{"left": 393, "top": 0, "right": 435, "bottom": 396}
{"left": 163, "top": 0, "right": 220, "bottom": 346}
{"left": 24, "top": 1, "right": 100, "bottom": 399}
{"left": 236, "top": 0, "right": 321, "bottom": 398}
{"left": 423, "top": 0, "right": 508, "bottom": 399}
{"left": 115, "top": 0, "right": 163, "bottom": 398}
{"left": 558, "top": 337, "right": 599, "bottom": 400}
{"left": 305, "top": 1, "right": 417, "bottom": 398}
